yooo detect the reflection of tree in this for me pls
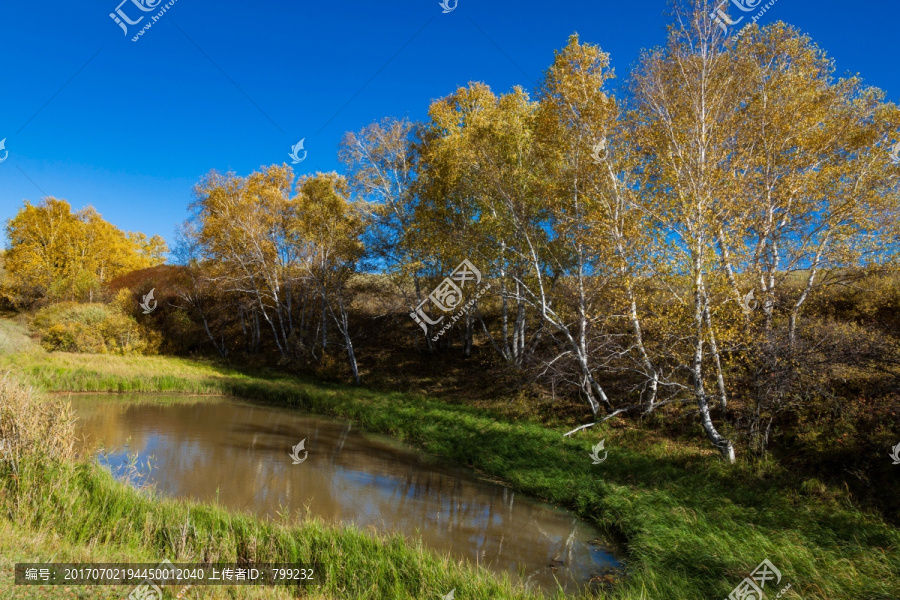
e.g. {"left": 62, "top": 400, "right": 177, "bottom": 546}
{"left": 74, "top": 398, "right": 614, "bottom": 593}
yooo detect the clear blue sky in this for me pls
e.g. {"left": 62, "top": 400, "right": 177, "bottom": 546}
{"left": 1, "top": 0, "right": 898, "bottom": 250}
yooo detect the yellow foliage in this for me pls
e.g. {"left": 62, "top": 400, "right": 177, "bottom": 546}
{"left": 32, "top": 302, "right": 160, "bottom": 355}
{"left": 2, "top": 198, "right": 167, "bottom": 306}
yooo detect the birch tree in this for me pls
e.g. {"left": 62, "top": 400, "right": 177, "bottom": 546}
{"left": 190, "top": 165, "right": 303, "bottom": 359}
{"left": 338, "top": 118, "right": 432, "bottom": 348}
{"left": 413, "top": 83, "right": 502, "bottom": 354}
{"left": 294, "top": 173, "right": 365, "bottom": 384}
{"left": 629, "top": 1, "right": 742, "bottom": 461}
{"left": 524, "top": 35, "right": 621, "bottom": 416}
{"left": 417, "top": 83, "right": 544, "bottom": 363}
{"left": 717, "top": 22, "right": 900, "bottom": 451}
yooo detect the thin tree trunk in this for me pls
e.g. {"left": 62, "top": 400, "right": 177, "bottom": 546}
{"left": 413, "top": 273, "right": 435, "bottom": 353}
{"left": 693, "top": 263, "right": 735, "bottom": 462}
{"left": 788, "top": 237, "right": 828, "bottom": 346}
{"left": 627, "top": 287, "right": 659, "bottom": 413}
{"left": 514, "top": 283, "right": 525, "bottom": 366}
{"left": 703, "top": 298, "right": 728, "bottom": 411}
{"left": 500, "top": 255, "right": 512, "bottom": 360}
{"left": 341, "top": 308, "right": 361, "bottom": 385}
{"left": 320, "top": 294, "right": 327, "bottom": 351}
{"left": 464, "top": 312, "right": 473, "bottom": 357}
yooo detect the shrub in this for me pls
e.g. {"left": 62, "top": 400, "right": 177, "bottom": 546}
{"left": 32, "top": 302, "right": 159, "bottom": 355}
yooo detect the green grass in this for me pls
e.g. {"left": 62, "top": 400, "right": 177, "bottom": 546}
{"left": 0, "top": 516, "right": 320, "bottom": 600}
{"left": 3, "top": 459, "right": 537, "bottom": 600}
{"left": 3, "top": 347, "right": 899, "bottom": 599}
{"left": 0, "top": 349, "right": 241, "bottom": 393}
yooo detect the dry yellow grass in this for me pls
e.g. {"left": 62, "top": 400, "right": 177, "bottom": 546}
{"left": 0, "top": 373, "right": 76, "bottom": 475}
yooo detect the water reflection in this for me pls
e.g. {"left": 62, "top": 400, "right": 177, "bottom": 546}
{"left": 72, "top": 395, "right": 620, "bottom": 594}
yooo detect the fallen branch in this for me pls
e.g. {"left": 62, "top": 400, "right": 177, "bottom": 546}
{"left": 563, "top": 406, "right": 637, "bottom": 437}
{"left": 563, "top": 422, "right": 599, "bottom": 437}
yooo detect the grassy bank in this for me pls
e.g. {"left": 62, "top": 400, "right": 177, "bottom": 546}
{"left": 3, "top": 344, "right": 899, "bottom": 599}
{"left": 3, "top": 460, "right": 536, "bottom": 600}
{"left": 0, "top": 356, "right": 543, "bottom": 600}
{"left": 0, "top": 516, "right": 312, "bottom": 600}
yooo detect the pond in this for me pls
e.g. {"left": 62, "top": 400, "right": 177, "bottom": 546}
{"left": 70, "top": 395, "right": 621, "bottom": 595}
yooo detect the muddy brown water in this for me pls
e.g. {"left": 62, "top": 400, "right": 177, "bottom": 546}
{"left": 70, "top": 395, "right": 621, "bottom": 595}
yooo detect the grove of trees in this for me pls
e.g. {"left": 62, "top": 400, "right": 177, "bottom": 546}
{"left": 4, "top": 1, "right": 899, "bottom": 466}
{"left": 3, "top": 198, "right": 167, "bottom": 305}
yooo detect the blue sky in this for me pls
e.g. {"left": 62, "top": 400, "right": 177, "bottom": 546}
{"left": 1, "top": 0, "right": 898, "bottom": 250}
